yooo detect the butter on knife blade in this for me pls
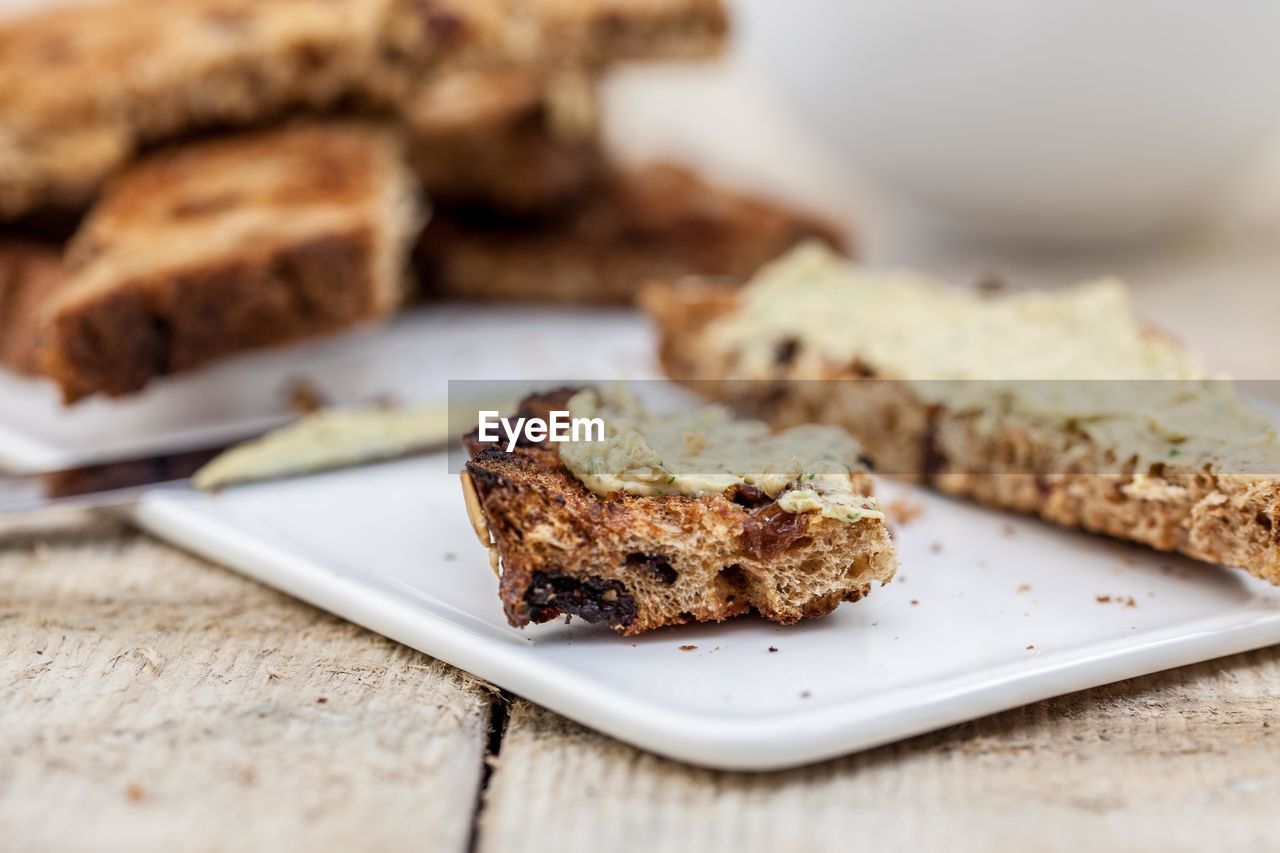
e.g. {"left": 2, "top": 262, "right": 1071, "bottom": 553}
{"left": 192, "top": 405, "right": 453, "bottom": 491}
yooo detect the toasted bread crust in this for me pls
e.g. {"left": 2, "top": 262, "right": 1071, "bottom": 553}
{"left": 643, "top": 279, "right": 1280, "bottom": 585}
{"left": 404, "top": 70, "right": 604, "bottom": 214}
{"left": 0, "top": 242, "right": 64, "bottom": 376}
{"left": 463, "top": 389, "right": 897, "bottom": 636}
{"left": 41, "top": 122, "right": 420, "bottom": 402}
{"left": 0, "top": 0, "right": 726, "bottom": 220}
{"left": 420, "top": 164, "right": 847, "bottom": 303}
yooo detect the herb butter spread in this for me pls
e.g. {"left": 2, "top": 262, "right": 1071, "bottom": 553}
{"left": 707, "top": 242, "right": 1203, "bottom": 382}
{"left": 558, "top": 388, "right": 883, "bottom": 523}
{"left": 193, "top": 406, "right": 450, "bottom": 491}
{"left": 705, "top": 242, "right": 1280, "bottom": 475}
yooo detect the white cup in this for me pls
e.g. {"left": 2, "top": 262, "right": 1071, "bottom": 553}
{"left": 740, "top": 0, "right": 1280, "bottom": 244}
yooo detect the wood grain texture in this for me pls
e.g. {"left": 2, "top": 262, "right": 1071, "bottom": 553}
{"left": 0, "top": 518, "right": 490, "bottom": 853}
{"left": 479, "top": 653, "right": 1280, "bottom": 853}
{"left": 7, "top": 517, "right": 1280, "bottom": 853}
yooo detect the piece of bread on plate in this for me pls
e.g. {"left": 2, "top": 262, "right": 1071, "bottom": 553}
{"left": 419, "top": 163, "right": 847, "bottom": 303}
{"left": 643, "top": 242, "right": 1280, "bottom": 585}
{"left": 41, "top": 121, "right": 421, "bottom": 403}
{"left": 461, "top": 387, "right": 897, "bottom": 636}
{"left": 0, "top": 0, "right": 726, "bottom": 220}
{"left": 0, "top": 241, "right": 64, "bottom": 376}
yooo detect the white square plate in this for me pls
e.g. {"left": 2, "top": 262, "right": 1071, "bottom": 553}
{"left": 135, "top": 454, "right": 1280, "bottom": 770}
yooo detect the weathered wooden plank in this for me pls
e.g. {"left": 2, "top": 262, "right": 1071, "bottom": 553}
{"left": 0, "top": 519, "right": 491, "bottom": 853}
{"left": 479, "top": 651, "right": 1280, "bottom": 853}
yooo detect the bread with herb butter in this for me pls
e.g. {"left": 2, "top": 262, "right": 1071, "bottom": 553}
{"left": 41, "top": 121, "right": 420, "bottom": 403}
{"left": 644, "top": 243, "right": 1280, "bottom": 585}
{"left": 461, "top": 388, "right": 897, "bottom": 636}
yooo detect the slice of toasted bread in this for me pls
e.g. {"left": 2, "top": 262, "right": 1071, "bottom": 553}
{"left": 642, "top": 245, "right": 1280, "bottom": 585}
{"left": 0, "top": 0, "right": 726, "bottom": 221}
{"left": 0, "top": 0, "right": 398, "bottom": 219}
{"left": 461, "top": 389, "right": 897, "bottom": 636}
{"left": 0, "top": 241, "right": 64, "bottom": 376}
{"left": 419, "top": 164, "right": 847, "bottom": 303}
{"left": 378, "top": 0, "right": 727, "bottom": 84}
{"left": 41, "top": 121, "right": 421, "bottom": 403}
{"left": 402, "top": 69, "right": 603, "bottom": 214}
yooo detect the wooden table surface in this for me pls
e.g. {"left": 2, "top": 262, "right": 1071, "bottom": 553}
{"left": 5, "top": 510, "right": 1280, "bottom": 853}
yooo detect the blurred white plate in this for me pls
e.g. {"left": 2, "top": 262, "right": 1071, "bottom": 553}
{"left": 0, "top": 305, "right": 657, "bottom": 474}
{"left": 135, "top": 455, "right": 1280, "bottom": 771}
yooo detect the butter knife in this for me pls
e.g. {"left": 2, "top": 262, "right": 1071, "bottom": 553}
{"left": 0, "top": 404, "right": 456, "bottom": 519}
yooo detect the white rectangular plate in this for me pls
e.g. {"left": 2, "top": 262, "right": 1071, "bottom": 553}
{"left": 135, "top": 455, "right": 1280, "bottom": 770}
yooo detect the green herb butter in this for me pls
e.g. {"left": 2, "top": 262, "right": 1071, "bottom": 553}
{"left": 558, "top": 388, "right": 883, "bottom": 523}
{"left": 705, "top": 243, "right": 1280, "bottom": 475}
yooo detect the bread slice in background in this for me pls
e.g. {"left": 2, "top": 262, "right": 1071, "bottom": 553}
{"left": 403, "top": 69, "right": 604, "bottom": 215}
{"left": 0, "top": 0, "right": 726, "bottom": 221}
{"left": 0, "top": 0, "right": 396, "bottom": 219}
{"left": 0, "top": 242, "right": 64, "bottom": 376}
{"left": 462, "top": 389, "right": 897, "bottom": 636}
{"left": 642, "top": 245, "right": 1280, "bottom": 586}
{"left": 418, "top": 163, "right": 847, "bottom": 303}
{"left": 41, "top": 121, "right": 421, "bottom": 403}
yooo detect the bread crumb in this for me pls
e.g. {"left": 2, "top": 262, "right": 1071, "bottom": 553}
{"left": 930, "top": 541, "right": 943, "bottom": 554}
{"left": 283, "top": 377, "right": 328, "bottom": 414}
{"left": 1025, "top": 644, "right": 1036, "bottom": 651}
{"left": 1016, "top": 584, "right": 1031, "bottom": 594}
{"left": 125, "top": 783, "right": 145, "bottom": 803}
{"left": 884, "top": 497, "right": 924, "bottom": 526}
{"left": 316, "top": 697, "right": 328, "bottom": 704}
{"left": 974, "top": 272, "right": 1010, "bottom": 295}
{"left": 678, "top": 645, "right": 697, "bottom": 651}
{"left": 1096, "top": 595, "right": 1112, "bottom": 603}
{"left": 1125, "top": 595, "right": 1137, "bottom": 608}
{"left": 910, "top": 599, "right": 920, "bottom": 606}
{"left": 1001, "top": 523, "right": 1016, "bottom": 537}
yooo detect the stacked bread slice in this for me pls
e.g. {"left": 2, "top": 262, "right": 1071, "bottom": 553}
{"left": 41, "top": 122, "right": 418, "bottom": 402}
{"left": 1, "top": 0, "right": 838, "bottom": 403}
{"left": 0, "top": 242, "right": 63, "bottom": 376}
{"left": 0, "top": 0, "right": 727, "bottom": 219}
